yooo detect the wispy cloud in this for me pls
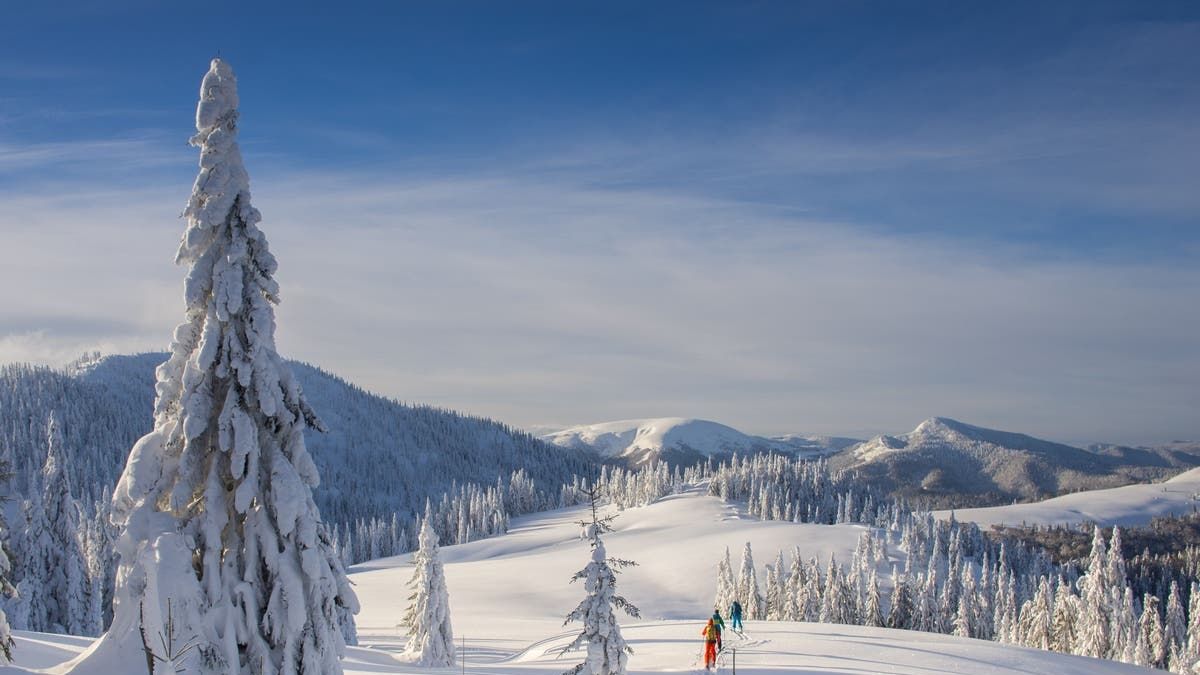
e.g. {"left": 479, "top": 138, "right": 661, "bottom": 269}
{"left": 0, "top": 135, "right": 185, "bottom": 174}
{"left": 3, "top": 162, "right": 1195, "bottom": 446}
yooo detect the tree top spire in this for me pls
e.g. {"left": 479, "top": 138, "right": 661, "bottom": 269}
{"left": 196, "top": 58, "right": 238, "bottom": 132}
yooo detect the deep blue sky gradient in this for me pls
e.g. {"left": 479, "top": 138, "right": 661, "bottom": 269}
{"left": 4, "top": 1, "right": 1198, "bottom": 257}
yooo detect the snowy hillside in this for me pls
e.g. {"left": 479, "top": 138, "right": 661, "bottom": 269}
{"left": 543, "top": 417, "right": 857, "bottom": 465}
{"left": 832, "top": 417, "right": 1200, "bottom": 508}
{"left": 937, "top": 466, "right": 1200, "bottom": 528}
{"left": 0, "top": 353, "right": 596, "bottom": 525}
{"left": 4, "top": 488, "right": 1155, "bottom": 674}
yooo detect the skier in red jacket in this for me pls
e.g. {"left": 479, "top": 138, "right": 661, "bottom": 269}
{"left": 702, "top": 618, "right": 720, "bottom": 669}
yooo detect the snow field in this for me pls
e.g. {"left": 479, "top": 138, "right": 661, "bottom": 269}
{"left": 353, "top": 487, "right": 888, "bottom": 651}
{"left": 0, "top": 487, "right": 1161, "bottom": 673}
{"left": 939, "top": 466, "right": 1200, "bottom": 528}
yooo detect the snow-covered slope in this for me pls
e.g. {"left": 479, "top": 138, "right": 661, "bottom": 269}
{"left": 831, "top": 416, "right": 1197, "bottom": 508}
{"left": 543, "top": 417, "right": 857, "bottom": 465}
{"left": 937, "top": 466, "right": 1200, "bottom": 528}
{"left": 0, "top": 354, "right": 596, "bottom": 525}
{"left": 10, "top": 487, "right": 1154, "bottom": 674}
{"left": 7, "top": 623, "right": 1155, "bottom": 675}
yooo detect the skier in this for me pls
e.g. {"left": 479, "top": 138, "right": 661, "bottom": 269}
{"left": 730, "top": 599, "right": 744, "bottom": 633}
{"left": 711, "top": 608, "right": 725, "bottom": 651}
{"left": 702, "top": 618, "right": 720, "bottom": 669}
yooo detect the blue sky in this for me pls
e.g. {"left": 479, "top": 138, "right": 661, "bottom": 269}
{"left": 1, "top": 2, "right": 1198, "bottom": 444}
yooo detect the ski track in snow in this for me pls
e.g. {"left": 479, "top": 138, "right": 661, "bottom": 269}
{"left": 0, "top": 487, "right": 1158, "bottom": 674}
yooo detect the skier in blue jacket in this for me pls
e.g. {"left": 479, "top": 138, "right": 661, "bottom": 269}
{"left": 730, "top": 600, "right": 744, "bottom": 632}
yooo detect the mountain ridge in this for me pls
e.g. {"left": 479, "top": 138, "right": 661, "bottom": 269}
{"left": 834, "top": 416, "right": 1200, "bottom": 508}
{"left": 0, "top": 352, "right": 598, "bottom": 528}
{"left": 541, "top": 416, "right": 858, "bottom": 465}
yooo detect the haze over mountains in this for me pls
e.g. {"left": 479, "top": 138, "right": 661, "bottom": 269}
{"left": 547, "top": 416, "right": 1200, "bottom": 508}
{"left": 3, "top": 352, "right": 1197, "bottom": 516}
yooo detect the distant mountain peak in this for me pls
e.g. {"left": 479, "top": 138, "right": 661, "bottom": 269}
{"left": 543, "top": 417, "right": 855, "bottom": 465}
{"left": 835, "top": 416, "right": 1199, "bottom": 508}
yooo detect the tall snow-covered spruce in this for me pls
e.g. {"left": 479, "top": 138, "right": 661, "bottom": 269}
{"left": 79, "top": 59, "right": 358, "bottom": 675}
{"left": 402, "top": 513, "right": 455, "bottom": 666}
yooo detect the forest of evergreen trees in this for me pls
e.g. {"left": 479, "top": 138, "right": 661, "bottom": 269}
{"left": 0, "top": 354, "right": 599, "bottom": 636}
{"left": 7, "top": 354, "right": 1200, "bottom": 673}
{"left": 699, "top": 453, "right": 1200, "bottom": 673}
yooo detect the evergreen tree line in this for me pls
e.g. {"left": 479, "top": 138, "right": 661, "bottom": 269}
{"left": 331, "top": 469, "right": 544, "bottom": 566}
{"left": 707, "top": 453, "right": 906, "bottom": 527}
{"left": 997, "top": 513, "right": 1200, "bottom": 616}
{"left": 331, "top": 461, "right": 689, "bottom": 567}
{"left": 700, "top": 452, "right": 1200, "bottom": 673}
{"left": 713, "top": 522, "right": 1200, "bottom": 671}
{"left": 0, "top": 355, "right": 597, "bottom": 537}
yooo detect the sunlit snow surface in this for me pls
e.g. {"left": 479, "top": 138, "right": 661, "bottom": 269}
{"left": 2, "top": 488, "right": 1155, "bottom": 673}
{"left": 937, "top": 466, "right": 1200, "bottom": 528}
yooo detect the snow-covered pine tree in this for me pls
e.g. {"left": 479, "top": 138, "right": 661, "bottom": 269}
{"left": 800, "top": 560, "right": 822, "bottom": 623}
{"left": 402, "top": 513, "right": 455, "bottom": 666}
{"left": 1141, "top": 594, "right": 1166, "bottom": 669}
{"left": 40, "top": 412, "right": 90, "bottom": 635}
{"left": 1164, "top": 581, "right": 1186, "bottom": 665}
{"left": 1131, "top": 594, "right": 1163, "bottom": 668}
{"left": 1115, "top": 586, "right": 1138, "bottom": 664}
{"left": 86, "top": 493, "right": 118, "bottom": 632}
{"left": 714, "top": 547, "right": 735, "bottom": 616}
{"left": 736, "top": 542, "right": 764, "bottom": 620}
{"left": 1076, "top": 526, "right": 1111, "bottom": 659}
{"left": 1049, "top": 578, "right": 1079, "bottom": 654}
{"left": 863, "top": 568, "right": 884, "bottom": 628}
{"left": 14, "top": 466, "right": 51, "bottom": 632}
{"left": 887, "top": 569, "right": 913, "bottom": 630}
{"left": 819, "top": 554, "right": 854, "bottom": 625}
{"left": 913, "top": 570, "right": 937, "bottom": 633}
{"left": 1105, "top": 527, "right": 1126, "bottom": 588}
{"left": 764, "top": 551, "right": 786, "bottom": 621}
{"left": 562, "top": 488, "right": 640, "bottom": 675}
{"left": 0, "top": 458, "right": 15, "bottom": 661}
{"left": 1017, "top": 577, "right": 1053, "bottom": 650}
{"left": 975, "top": 553, "right": 995, "bottom": 641}
{"left": 93, "top": 58, "right": 359, "bottom": 675}
{"left": 1183, "top": 582, "right": 1200, "bottom": 672}
{"left": 783, "top": 548, "right": 805, "bottom": 622}
{"left": 952, "top": 564, "right": 976, "bottom": 639}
